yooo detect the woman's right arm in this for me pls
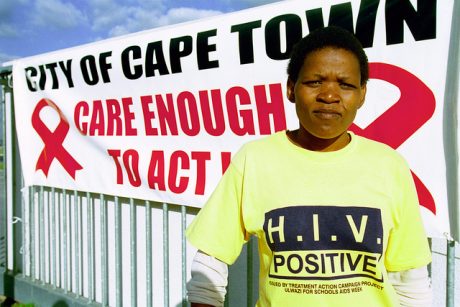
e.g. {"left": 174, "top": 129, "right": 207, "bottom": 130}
{"left": 187, "top": 250, "right": 229, "bottom": 307}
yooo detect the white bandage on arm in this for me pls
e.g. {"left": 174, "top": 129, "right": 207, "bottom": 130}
{"left": 388, "top": 266, "right": 432, "bottom": 307}
{"left": 187, "top": 250, "right": 229, "bottom": 307}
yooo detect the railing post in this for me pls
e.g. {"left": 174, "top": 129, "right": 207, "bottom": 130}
{"left": 446, "top": 240, "right": 456, "bottom": 307}
{"left": 0, "top": 69, "right": 10, "bottom": 294}
{"left": 0, "top": 67, "right": 23, "bottom": 299}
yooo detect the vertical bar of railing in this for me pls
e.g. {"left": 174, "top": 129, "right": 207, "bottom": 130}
{"left": 57, "top": 190, "right": 62, "bottom": 288}
{"left": 29, "top": 186, "right": 35, "bottom": 281}
{"left": 181, "top": 205, "right": 187, "bottom": 307}
{"left": 87, "top": 192, "right": 95, "bottom": 301}
{"left": 20, "top": 187, "right": 26, "bottom": 278}
{"left": 46, "top": 188, "right": 51, "bottom": 284}
{"left": 446, "top": 240, "right": 456, "bottom": 307}
{"left": 130, "top": 198, "right": 137, "bottom": 307}
{"left": 427, "top": 238, "right": 432, "bottom": 278}
{"left": 68, "top": 190, "right": 73, "bottom": 292}
{"left": 63, "top": 189, "right": 68, "bottom": 293}
{"left": 0, "top": 79, "right": 5, "bottom": 274}
{"left": 115, "top": 196, "right": 123, "bottom": 307}
{"left": 163, "top": 203, "right": 169, "bottom": 307}
{"left": 100, "top": 193, "right": 109, "bottom": 306}
{"left": 51, "top": 187, "right": 56, "bottom": 288}
{"left": 74, "top": 190, "right": 81, "bottom": 296}
{"left": 39, "top": 185, "right": 45, "bottom": 284}
{"left": 247, "top": 238, "right": 253, "bottom": 307}
{"left": 79, "top": 191, "right": 84, "bottom": 296}
{"left": 145, "top": 200, "right": 152, "bottom": 307}
{"left": 224, "top": 289, "right": 229, "bottom": 307}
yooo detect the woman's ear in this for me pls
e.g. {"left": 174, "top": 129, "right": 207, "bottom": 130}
{"left": 358, "top": 83, "right": 367, "bottom": 109}
{"left": 287, "top": 78, "right": 295, "bottom": 103}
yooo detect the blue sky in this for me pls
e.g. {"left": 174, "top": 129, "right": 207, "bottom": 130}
{"left": 0, "top": 0, "right": 281, "bottom": 65}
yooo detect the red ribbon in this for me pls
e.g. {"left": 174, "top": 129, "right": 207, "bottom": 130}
{"left": 349, "top": 63, "right": 436, "bottom": 214}
{"left": 32, "top": 98, "right": 83, "bottom": 179}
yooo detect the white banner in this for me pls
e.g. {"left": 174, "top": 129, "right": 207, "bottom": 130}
{"left": 10, "top": 0, "right": 454, "bottom": 238}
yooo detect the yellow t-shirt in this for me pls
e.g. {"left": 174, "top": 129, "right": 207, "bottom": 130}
{"left": 186, "top": 131, "right": 431, "bottom": 307}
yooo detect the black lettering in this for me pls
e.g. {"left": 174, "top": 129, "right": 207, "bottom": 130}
{"left": 45, "top": 63, "right": 58, "bottom": 89}
{"left": 230, "top": 20, "right": 262, "bottom": 64}
{"left": 273, "top": 255, "right": 285, "bottom": 273}
{"left": 145, "top": 41, "right": 170, "bottom": 77}
{"left": 197, "top": 29, "right": 219, "bottom": 70}
{"left": 25, "top": 67, "right": 37, "bottom": 92}
{"left": 340, "top": 252, "right": 345, "bottom": 272}
{"left": 305, "top": 8, "right": 324, "bottom": 32}
{"left": 170, "top": 36, "right": 193, "bottom": 73}
{"left": 39, "top": 65, "right": 46, "bottom": 90}
{"left": 99, "top": 51, "right": 112, "bottom": 83}
{"left": 362, "top": 255, "right": 377, "bottom": 275}
{"left": 329, "top": 3, "right": 354, "bottom": 33}
{"left": 265, "top": 14, "right": 303, "bottom": 60}
{"left": 121, "top": 45, "right": 143, "bottom": 80}
{"left": 355, "top": 0, "right": 380, "bottom": 48}
{"left": 287, "top": 254, "right": 303, "bottom": 274}
{"left": 59, "top": 60, "right": 74, "bottom": 88}
{"left": 346, "top": 253, "right": 363, "bottom": 271}
{"left": 320, "top": 253, "right": 326, "bottom": 273}
{"left": 305, "top": 2, "right": 355, "bottom": 33}
{"left": 80, "top": 55, "right": 99, "bottom": 85}
{"left": 325, "top": 253, "right": 339, "bottom": 273}
{"left": 305, "top": 254, "right": 319, "bottom": 274}
{"left": 385, "top": 0, "right": 436, "bottom": 45}
{"left": 305, "top": 1, "right": 379, "bottom": 48}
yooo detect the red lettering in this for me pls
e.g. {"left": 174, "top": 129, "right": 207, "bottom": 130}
{"left": 254, "top": 83, "right": 286, "bottom": 134}
{"left": 156, "top": 93, "right": 178, "bottom": 135}
{"left": 73, "top": 98, "right": 138, "bottom": 136}
{"left": 121, "top": 97, "right": 138, "bottom": 136}
{"left": 148, "top": 150, "right": 166, "bottom": 191}
{"left": 168, "top": 151, "right": 190, "bottom": 193}
{"left": 89, "top": 100, "right": 105, "bottom": 135}
{"left": 106, "top": 99, "right": 122, "bottom": 135}
{"left": 221, "top": 152, "right": 232, "bottom": 174}
{"left": 177, "top": 91, "right": 200, "bottom": 136}
{"left": 199, "top": 89, "right": 225, "bottom": 136}
{"left": 74, "top": 101, "right": 89, "bottom": 134}
{"left": 192, "top": 151, "right": 211, "bottom": 195}
{"left": 226, "top": 86, "right": 255, "bottom": 136}
{"left": 107, "top": 149, "right": 123, "bottom": 184}
{"left": 140, "top": 95, "right": 158, "bottom": 135}
{"left": 123, "top": 149, "right": 141, "bottom": 187}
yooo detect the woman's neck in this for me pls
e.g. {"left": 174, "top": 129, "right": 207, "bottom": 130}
{"left": 287, "top": 129, "right": 351, "bottom": 152}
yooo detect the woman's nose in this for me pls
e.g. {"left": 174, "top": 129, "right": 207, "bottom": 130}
{"left": 316, "top": 83, "right": 340, "bottom": 103}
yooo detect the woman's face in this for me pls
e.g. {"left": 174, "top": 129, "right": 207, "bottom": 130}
{"left": 287, "top": 47, "right": 366, "bottom": 143}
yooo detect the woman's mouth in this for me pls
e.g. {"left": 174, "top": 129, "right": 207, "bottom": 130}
{"left": 313, "top": 109, "right": 341, "bottom": 119}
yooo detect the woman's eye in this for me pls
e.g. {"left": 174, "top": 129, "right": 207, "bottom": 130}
{"left": 304, "top": 80, "right": 321, "bottom": 87}
{"left": 339, "top": 83, "right": 355, "bottom": 89}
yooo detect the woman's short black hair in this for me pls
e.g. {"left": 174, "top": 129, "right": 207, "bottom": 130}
{"left": 287, "top": 26, "right": 369, "bottom": 85}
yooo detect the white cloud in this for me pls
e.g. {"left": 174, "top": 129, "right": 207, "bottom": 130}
{"left": 239, "top": 0, "right": 283, "bottom": 6}
{"left": 86, "top": 0, "right": 223, "bottom": 38}
{"left": 89, "top": 0, "right": 164, "bottom": 32}
{"left": 155, "top": 7, "right": 222, "bottom": 27}
{"left": 107, "top": 7, "right": 222, "bottom": 37}
{"left": 32, "top": 0, "right": 88, "bottom": 28}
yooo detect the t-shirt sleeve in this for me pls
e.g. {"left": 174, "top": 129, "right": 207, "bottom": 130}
{"left": 186, "top": 148, "right": 249, "bottom": 265}
{"left": 384, "top": 157, "right": 432, "bottom": 272}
